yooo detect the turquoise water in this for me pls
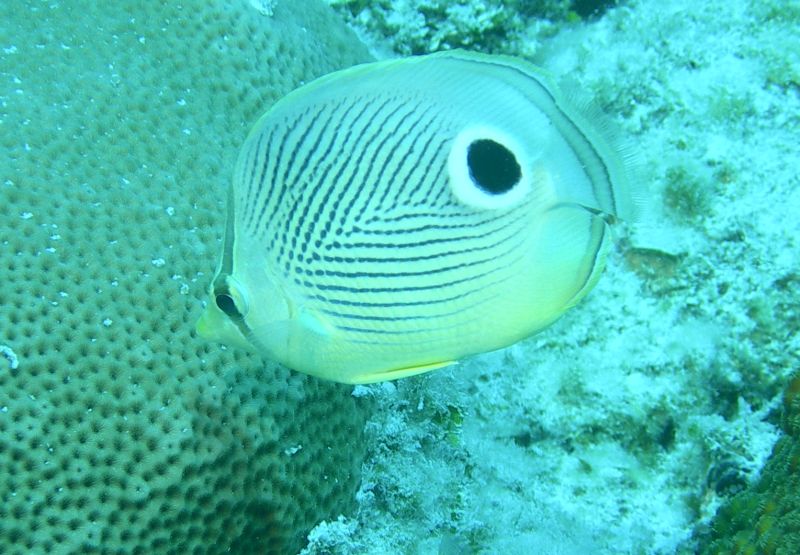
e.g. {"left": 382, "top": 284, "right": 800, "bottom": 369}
{"left": 1, "top": 1, "right": 798, "bottom": 554}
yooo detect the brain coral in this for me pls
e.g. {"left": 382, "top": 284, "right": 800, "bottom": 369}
{"left": 0, "top": 1, "right": 371, "bottom": 553}
{"left": 697, "top": 371, "right": 800, "bottom": 555}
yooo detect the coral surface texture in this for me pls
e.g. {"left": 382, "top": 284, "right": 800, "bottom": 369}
{"left": 0, "top": 1, "right": 371, "bottom": 554}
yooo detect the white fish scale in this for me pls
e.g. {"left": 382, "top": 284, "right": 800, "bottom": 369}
{"left": 250, "top": 69, "right": 548, "bottom": 330}
{"left": 198, "top": 51, "right": 635, "bottom": 383}
{"left": 238, "top": 89, "right": 535, "bottom": 319}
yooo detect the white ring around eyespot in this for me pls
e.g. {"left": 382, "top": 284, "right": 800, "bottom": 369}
{"left": 447, "top": 124, "right": 531, "bottom": 209}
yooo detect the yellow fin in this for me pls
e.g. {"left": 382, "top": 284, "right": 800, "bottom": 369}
{"left": 350, "top": 360, "right": 457, "bottom": 384}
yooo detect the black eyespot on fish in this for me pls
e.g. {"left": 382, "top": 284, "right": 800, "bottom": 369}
{"left": 467, "top": 139, "right": 521, "bottom": 195}
{"left": 215, "top": 292, "right": 240, "bottom": 318}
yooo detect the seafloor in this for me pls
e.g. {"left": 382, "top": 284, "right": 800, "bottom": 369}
{"left": 307, "top": 0, "right": 800, "bottom": 553}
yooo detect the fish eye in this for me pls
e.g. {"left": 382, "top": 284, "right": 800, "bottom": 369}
{"left": 466, "top": 139, "right": 521, "bottom": 195}
{"left": 215, "top": 292, "right": 240, "bottom": 318}
{"left": 213, "top": 276, "right": 248, "bottom": 319}
{"left": 447, "top": 125, "right": 531, "bottom": 209}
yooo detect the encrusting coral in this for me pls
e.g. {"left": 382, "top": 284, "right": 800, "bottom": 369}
{"left": 696, "top": 371, "right": 800, "bottom": 555}
{"left": 0, "top": 1, "right": 371, "bottom": 553}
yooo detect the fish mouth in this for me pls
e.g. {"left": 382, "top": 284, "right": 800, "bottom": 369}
{"left": 195, "top": 306, "right": 218, "bottom": 340}
{"left": 195, "top": 299, "right": 255, "bottom": 353}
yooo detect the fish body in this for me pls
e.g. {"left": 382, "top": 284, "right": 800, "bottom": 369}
{"left": 197, "top": 50, "right": 636, "bottom": 384}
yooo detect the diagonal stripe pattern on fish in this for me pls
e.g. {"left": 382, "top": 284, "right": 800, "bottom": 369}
{"left": 197, "top": 50, "right": 638, "bottom": 384}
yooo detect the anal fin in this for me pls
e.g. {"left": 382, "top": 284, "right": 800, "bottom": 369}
{"left": 351, "top": 360, "right": 457, "bottom": 384}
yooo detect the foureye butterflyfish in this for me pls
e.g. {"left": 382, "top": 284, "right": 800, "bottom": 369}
{"left": 196, "top": 50, "right": 638, "bottom": 384}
